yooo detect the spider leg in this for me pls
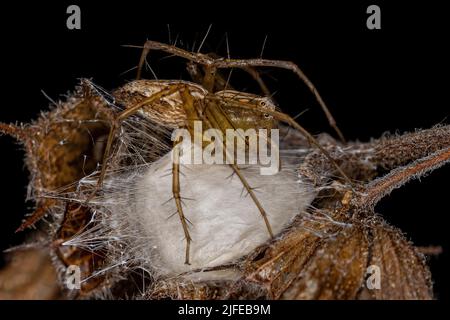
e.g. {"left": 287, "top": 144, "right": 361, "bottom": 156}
{"left": 86, "top": 84, "right": 187, "bottom": 202}
{"left": 217, "top": 98, "right": 353, "bottom": 186}
{"left": 172, "top": 143, "right": 192, "bottom": 265}
{"left": 132, "top": 40, "right": 345, "bottom": 142}
{"left": 201, "top": 65, "right": 218, "bottom": 92}
{"left": 213, "top": 58, "right": 345, "bottom": 143}
{"left": 88, "top": 83, "right": 194, "bottom": 264}
{"left": 199, "top": 97, "right": 274, "bottom": 238}
{"left": 230, "top": 164, "right": 274, "bottom": 237}
{"left": 241, "top": 66, "right": 273, "bottom": 98}
{"left": 206, "top": 52, "right": 272, "bottom": 97}
{"left": 186, "top": 59, "right": 272, "bottom": 99}
{"left": 186, "top": 62, "right": 206, "bottom": 87}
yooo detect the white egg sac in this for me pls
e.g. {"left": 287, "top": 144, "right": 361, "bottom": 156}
{"left": 132, "top": 149, "right": 315, "bottom": 276}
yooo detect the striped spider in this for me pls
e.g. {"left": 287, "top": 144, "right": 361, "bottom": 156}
{"left": 18, "top": 40, "right": 352, "bottom": 265}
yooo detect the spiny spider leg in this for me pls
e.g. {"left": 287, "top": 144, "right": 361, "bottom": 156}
{"left": 197, "top": 96, "right": 274, "bottom": 238}
{"left": 214, "top": 96, "right": 354, "bottom": 186}
{"left": 206, "top": 52, "right": 273, "bottom": 98}
{"left": 183, "top": 88, "right": 275, "bottom": 245}
{"left": 88, "top": 83, "right": 194, "bottom": 264}
{"left": 172, "top": 142, "right": 192, "bottom": 265}
{"left": 131, "top": 40, "right": 345, "bottom": 142}
{"left": 94, "top": 85, "right": 186, "bottom": 189}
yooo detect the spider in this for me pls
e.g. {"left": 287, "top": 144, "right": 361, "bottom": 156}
{"left": 17, "top": 40, "right": 354, "bottom": 265}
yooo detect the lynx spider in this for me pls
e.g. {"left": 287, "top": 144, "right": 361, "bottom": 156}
{"left": 20, "top": 40, "right": 354, "bottom": 265}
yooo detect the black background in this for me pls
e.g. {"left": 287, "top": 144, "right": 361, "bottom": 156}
{"left": 0, "top": 1, "right": 448, "bottom": 300}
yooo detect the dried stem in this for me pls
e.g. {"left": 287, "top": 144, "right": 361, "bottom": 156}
{"left": 356, "top": 147, "right": 450, "bottom": 210}
{"left": 373, "top": 125, "right": 450, "bottom": 170}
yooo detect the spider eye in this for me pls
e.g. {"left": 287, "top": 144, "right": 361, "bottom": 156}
{"left": 260, "top": 101, "right": 267, "bottom": 107}
{"left": 263, "top": 113, "right": 271, "bottom": 118}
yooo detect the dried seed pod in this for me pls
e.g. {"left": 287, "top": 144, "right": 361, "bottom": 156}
{"left": 1, "top": 81, "right": 113, "bottom": 298}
